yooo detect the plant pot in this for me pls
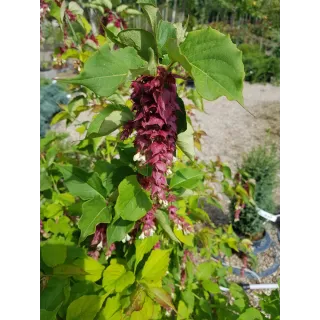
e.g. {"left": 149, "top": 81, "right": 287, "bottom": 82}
{"left": 252, "top": 231, "right": 272, "bottom": 254}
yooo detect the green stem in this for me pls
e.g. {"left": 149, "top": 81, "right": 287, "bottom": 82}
{"left": 66, "top": 15, "right": 80, "bottom": 46}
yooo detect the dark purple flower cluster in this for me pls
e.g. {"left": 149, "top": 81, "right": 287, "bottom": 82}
{"left": 122, "top": 67, "right": 179, "bottom": 202}
{"left": 121, "top": 67, "right": 193, "bottom": 237}
{"left": 88, "top": 224, "right": 116, "bottom": 260}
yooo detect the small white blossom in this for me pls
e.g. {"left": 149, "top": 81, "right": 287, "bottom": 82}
{"left": 138, "top": 233, "right": 146, "bottom": 240}
{"left": 172, "top": 156, "right": 177, "bottom": 163}
{"left": 166, "top": 168, "right": 172, "bottom": 175}
{"left": 162, "top": 200, "right": 168, "bottom": 208}
{"left": 122, "top": 234, "right": 131, "bottom": 243}
{"left": 177, "top": 224, "right": 183, "bottom": 231}
{"left": 133, "top": 152, "right": 142, "bottom": 162}
{"left": 40, "top": 8, "right": 44, "bottom": 13}
{"left": 97, "top": 241, "right": 103, "bottom": 251}
{"left": 165, "top": 310, "right": 172, "bottom": 317}
{"left": 183, "top": 229, "right": 191, "bottom": 235}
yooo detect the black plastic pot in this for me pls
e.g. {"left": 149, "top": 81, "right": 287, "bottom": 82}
{"left": 252, "top": 231, "right": 272, "bottom": 254}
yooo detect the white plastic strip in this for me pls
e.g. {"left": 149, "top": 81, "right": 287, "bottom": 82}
{"left": 219, "top": 283, "right": 279, "bottom": 292}
{"left": 257, "top": 208, "right": 279, "bottom": 222}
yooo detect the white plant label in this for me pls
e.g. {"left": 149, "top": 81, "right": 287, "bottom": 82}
{"left": 257, "top": 208, "right": 279, "bottom": 222}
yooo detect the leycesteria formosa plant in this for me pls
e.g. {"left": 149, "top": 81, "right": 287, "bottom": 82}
{"left": 40, "top": 1, "right": 278, "bottom": 319}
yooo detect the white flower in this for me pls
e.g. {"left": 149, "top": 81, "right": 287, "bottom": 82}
{"left": 140, "top": 155, "right": 146, "bottom": 163}
{"left": 172, "top": 156, "right": 177, "bottom": 163}
{"left": 133, "top": 152, "right": 142, "bottom": 162}
{"left": 166, "top": 168, "right": 172, "bottom": 175}
{"left": 183, "top": 229, "right": 191, "bottom": 235}
{"left": 149, "top": 229, "right": 155, "bottom": 236}
{"left": 138, "top": 233, "right": 146, "bottom": 240}
{"left": 40, "top": 8, "right": 44, "bottom": 13}
{"left": 159, "top": 199, "right": 163, "bottom": 205}
{"left": 121, "top": 234, "right": 132, "bottom": 243}
{"left": 177, "top": 224, "right": 183, "bottom": 231}
{"left": 66, "top": 94, "right": 71, "bottom": 99}
{"left": 97, "top": 241, "right": 103, "bottom": 251}
{"left": 165, "top": 310, "right": 172, "bottom": 317}
{"left": 162, "top": 200, "right": 168, "bottom": 208}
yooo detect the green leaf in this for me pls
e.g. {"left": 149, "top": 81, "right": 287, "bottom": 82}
{"left": 43, "top": 203, "right": 63, "bottom": 218}
{"left": 134, "top": 235, "right": 159, "bottom": 272}
{"left": 141, "top": 249, "right": 171, "bottom": 284}
{"left": 41, "top": 243, "right": 67, "bottom": 267}
{"left": 126, "top": 8, "right": 142, "bottom": 15}
{"left": 176, "top": 97, "right": 187, "bottom": 134}
{"left": 87, "top": 105, "right": 133, "bottom": 138}
{"left": 41, "top": 168, "right": 51, "bottom": 191}
{"left": 45, "top": 216, "right": 72, "bottom": 236}
{"left": 176, "top": 122, "right": 195, "bottom": 160}
{"left": 49, "top": 1, "right": 62, "bottom": 24}
{"left": 53, "top": 264, "right": 88, "bottom": 277}
{"left": 102, "top": 263, "right": 135, "bottom": 293}
{"left": 72, "top": 256, "right": 105, "bottom": 282}
{"left": 222, "top": 164, "right": 232, "bottom": 180}
{"left": 138, "top": 3, "right": 161, "bottom": 34}
{"left": 57, "top": 164, "right": 106, "bottom": 200}
{"left": 155, "top": 210, "right": 180, "bottom": 243}
{"left": 170, "top": 168, "right": 204, "bottom": 190}
{"left": 238, "top": 308, "right": 263, "bottom": 320}
{"left": 186, "top": 88, "right": 204, "bottom": 112}
{"left": 173, "top": 226, "right": 194, "bottom": 247}
{"left": 68, "top": 1, "right": 83, "bottom": 15}
{"left": 41, "top": 278, "right": 69, "bottom": 311}
{"left": 54, "top": 193, "right": 76, "bottom": 206}
{"left": 116, "top": 4, "right": 128, "bottom": 12}
{"left": 115, "top": 175, "right": 152, "bottom": 221}
{"left": 79, "top": 196, "right": 112, "bottom": 242}
{"left": 179, "top": 27, "right": 245, "bottom": 105}
{"left": 107, "top": 218, "right": 135, "bottom": 244}
{"left": 156, "top": 20, "right": 177, "bottom": 56}
{"left": 118, "top": 29, "right": 157, "bottom": 61}
{"left": 196, "top": 262, "right": 214, "bottom": 281}
{"left": 98, "top": 294, "right": 121, "bottom": 319}
{"left": 189, "top": 208, "right": 210, "bottom": 223}
{"left": 177, "top": 300, "right": 189, "bottom": 320}
{"left": 66, "top": 294, "right": 107, "bottom": 320}
{"left": 146, "top": 286, "right": 176, "bottom": 311}
{"left": 131, "top": 296, "right": 155, "bottom": 320}
{"left": 167, "top": 38, "right": 192, "bottom": 72}
{"left": 59, "top": 46, "right": 144, "bottom": 97}
{"left": 79, "top": 16, "right": 91, "bottom": 34}
{"left": 60, "top": 0, "right": 67, "bottom": 23}
{"left": 40, "top": 307, "right": 60, "bottom": 320}
{"left": 137, "top": 0, "right": 156, "bottom": 5}
{"left": 202, "top": 280, "right": 220, "bottom": 294}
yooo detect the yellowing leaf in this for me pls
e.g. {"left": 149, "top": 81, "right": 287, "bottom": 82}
{"left": 141, "top": 250, "right": 171, "bottom": 284}
{"left": 102, "top": 263, "right": 135, "bottom": 294}
{"left": 174, "top": 227, "right": 194, "bottom": 247}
